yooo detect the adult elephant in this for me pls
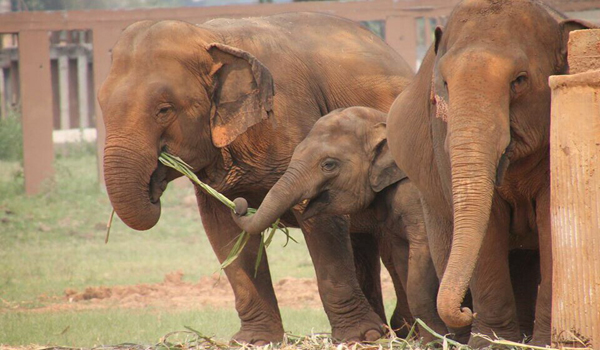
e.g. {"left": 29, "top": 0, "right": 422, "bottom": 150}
{"left": 98, "top": 13, "right": 414, "bottom": 344}
{"left": 387, "top": 0, "right": 593, "bottom": 347}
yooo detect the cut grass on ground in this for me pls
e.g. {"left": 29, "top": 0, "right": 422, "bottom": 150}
{"left": 0, "top": 145, "right": 329, "bottom": 346}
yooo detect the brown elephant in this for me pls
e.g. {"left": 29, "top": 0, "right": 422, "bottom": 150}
{"left": 98, "top": 13, "right": 414, "bottom": 344}
{"left": 230, "top": 106, "right": 451, "bottom": 343}
{"left": 386, "top": 0, "right": 593, "bottom": 347}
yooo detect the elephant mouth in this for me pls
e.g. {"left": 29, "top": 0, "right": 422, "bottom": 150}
{"left": 149, "top": 162, "right": 168, "bottom": 204}
{"left": 302, "top": 191, "right": 331, "bottom": 220}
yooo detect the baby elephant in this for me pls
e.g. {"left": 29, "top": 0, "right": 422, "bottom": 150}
{"left": 231, "top": 106, "right": 447, "bottom": 341}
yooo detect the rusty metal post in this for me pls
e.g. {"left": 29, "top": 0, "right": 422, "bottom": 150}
{"left": 549, "top": 29, "right": 600, "bottom": 349}
{"left": 19, "top": 30, "right": 54, "bottom": 195}
{"left": 92, "top": 25, "right": 123, "bottom": 187}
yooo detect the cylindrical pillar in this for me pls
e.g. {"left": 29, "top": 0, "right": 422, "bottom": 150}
{"left": 549, "top": 69, "right": 600, "bottom": 348}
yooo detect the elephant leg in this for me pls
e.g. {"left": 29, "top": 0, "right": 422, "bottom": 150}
{"left": 468, "top": 198, "right": 521, "bottom": 348}
{"left": 380, "top": 234, "right": 414, "bottom": 337}
{"left": 420, "top": 198, "right": 470, "bottom": 343}
{"left": 295, "top": 212, "right": 385, "bottom": 342}
{"left": 405, "top": 239, "right": 447, "bottom": 342}
{"left": 530, "top": 189, "right": 551, "bottom": 346}
{"left": 350, "top": 232, "right": 386, "bottom": 325}
{"left": 196, "top": 190, "right": 283, "bottom": 345}
{"left": 509, "top": 249, "right": 540, "bottom": 339}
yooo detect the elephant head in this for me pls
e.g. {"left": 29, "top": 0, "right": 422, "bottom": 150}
{"left": 98, "top": 20, "right": 274, "bottom": 230}
{"left": 428, "top": 1, "right": 593, "bottom": 328}
{"left": 230, "top": 107, "right": 405, "bottom": 235}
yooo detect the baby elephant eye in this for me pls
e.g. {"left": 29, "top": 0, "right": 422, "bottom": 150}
{"left": 321, "top": 159, "right": 338, "bottom": 172}
{"left": 511, "top": 73, "right": 528, "bottom": 95}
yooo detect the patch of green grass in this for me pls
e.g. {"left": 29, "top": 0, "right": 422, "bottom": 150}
{"left": 0, "top": 151, "right": 314, "bottom": 303}
{"left": 0, "top": 308, "right": 331, "bottom": 347}
{"left": 0, "top": 149, "right": 326, "bottom": 347}
{"left": 0, "top": 109, "right": 23, "bottom": 162}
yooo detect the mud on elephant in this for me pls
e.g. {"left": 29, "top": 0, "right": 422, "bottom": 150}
{"left": 231, "top": 107, "right": 453, "bottom": 343}
{"left": 98, "top": 13, "right": 414, "bottom": 344}
{"left": 386, "top": 0, "right": 594, "bottom": 347}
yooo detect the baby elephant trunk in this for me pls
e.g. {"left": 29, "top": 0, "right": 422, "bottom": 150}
{"left": 231, "top": 170, "right": 305, "bottom": 235}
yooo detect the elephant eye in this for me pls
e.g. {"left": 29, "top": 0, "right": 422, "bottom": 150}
{"left": 321, "top": 159, "right": 339, "bottom": 172}
{"left": 156, "top": 104, "right": 173, "bottom": 118}
{"left": 511, "top": 73, "right": 528, "bottom": 95}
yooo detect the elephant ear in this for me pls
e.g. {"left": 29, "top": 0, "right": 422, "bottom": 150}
{"left": 368, "top": 122, "right": 407, "bottom": 192}
{"left": 207, "top": 43, "right": 275, "bottom": 148}
{"left": 558, "top": 19, "right": 596, "bottom": 73}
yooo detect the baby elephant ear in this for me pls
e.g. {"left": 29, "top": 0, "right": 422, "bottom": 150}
{"left": 369, "top": 122, "right": 407, "bottom": 192}
{"left": 207, "top": 43, "right": 275, "bottom": 148}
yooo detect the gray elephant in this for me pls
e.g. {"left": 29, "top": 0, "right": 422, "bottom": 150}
{"left": 386, "top": 0, "right": 594, "bottom": 347}
{"left": 98, "top": 13, "right": 415, "bottom": 344}
{"left": 230, "top": 107, "right": 450, "bottom": 342}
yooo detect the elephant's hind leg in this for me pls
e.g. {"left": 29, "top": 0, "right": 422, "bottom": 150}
{"left": 379, "top": 235, "right": 414, "bottom": 337}
{"left": 530, "top": 188, "right": 551, "bottom": 346}
{"left": 196, "top": 190, "right": 284, "bottom": 345}
{"left": 350, "top": 232, "right": 387, "bottom": 325}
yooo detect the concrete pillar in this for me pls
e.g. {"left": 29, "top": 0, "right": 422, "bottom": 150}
{"left": 385, "top": 16, "right": 417, "bottom": 71}
{"left": 18, "top": 30, "right": 54, "bottom": 195}
{"left": 58, "top": 54, "right": 70, "bottom": 129}
{"left": 549, "top": 29, "right": 600, "bottom": 348}
{"left": 77, "top": 53, "right": 89, "bottom": 128}
{"left": 92, "top": 25, "right": 123, "bottom": 186}
{"left": 0, "top": 68, "right": 5, "bottom": 119}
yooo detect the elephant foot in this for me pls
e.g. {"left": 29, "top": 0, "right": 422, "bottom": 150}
{"left": 390, "top": 313, "right": 414, "bottom": 338}
{"left": 331, "top": 310, "right": 385, "bottom": 342}
{"left": 528, "top": 333, "right": 551, "bottom": 347}
{"left": 447, "top": 325, "right": 471, "bottom": 344}
{"left": 417, "top": 320, "right": 451, "bottom": 344}
{"left": 231, "top": 326, "right": 284, "bottom": 346}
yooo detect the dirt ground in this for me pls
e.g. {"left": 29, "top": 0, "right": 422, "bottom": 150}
{"left": 12, "top": 271, "right": 397, "bottom": 313}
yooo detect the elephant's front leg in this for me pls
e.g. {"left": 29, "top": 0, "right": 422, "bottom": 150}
{"left": 350, "top": 232, "right": 386, "bottom": 324}
{"left": 467, "top": 198, "right": 521, "bottom": 348}
{"left": 196, "top": 190, "right": 283, "bottom": 345}
{"left": 530, "top": 188, "right": 551, "bottom": 346}
{"left": 420, "top": 197, "right": 471, "bottom": 344}
{"left": 296, "top": 212, "right": 385, "bottom": 342}
{"left": 405, "top": 240, "right": 447, "bottom": 342}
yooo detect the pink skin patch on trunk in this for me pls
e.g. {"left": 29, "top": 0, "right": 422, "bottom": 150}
{"left": 435, "top": 94, "right": 449, "bottom": 122}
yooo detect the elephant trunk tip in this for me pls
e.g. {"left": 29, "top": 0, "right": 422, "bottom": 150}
{"left": 230, "top": 197, "right": 263, "bottom": 235}
{"left": 233, "top": 197, "right": 249, "bottom": 216}
{"left": 437, "top": 292, "right": 474, "bottom": 329}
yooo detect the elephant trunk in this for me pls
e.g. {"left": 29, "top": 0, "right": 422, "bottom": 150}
{"left": 436, "top": 85, "right": 510, "bottom": 328}
{"left": 232, "top": 166, "right": 309, "bottom": 235}
{"left": 103, "top": 136, "right": 162, "bottom": 231}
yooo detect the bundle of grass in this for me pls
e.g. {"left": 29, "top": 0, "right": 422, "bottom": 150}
{"left": 106, "top": 152, "right": 294, "bottom": 275}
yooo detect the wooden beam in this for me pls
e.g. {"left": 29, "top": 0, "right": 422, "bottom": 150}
{"left": 0, "top": 0, "right": 460, "bottom": 32}
{"left": 18, "top": 30, "right": 54, "bottom": 195}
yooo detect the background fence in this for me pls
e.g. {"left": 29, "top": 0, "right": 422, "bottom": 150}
{"left": 0, "top": 0, "right": 599, "bottom": 194}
